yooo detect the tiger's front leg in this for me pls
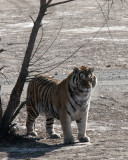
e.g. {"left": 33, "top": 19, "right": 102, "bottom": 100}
{"left": 45, "top": 115, "right": 61, "bottom": 139}
{"left": 26, "top": 106, "right": 39, "bottom": 136}
{"left": 76, "top": 111, "right": 90, "bottom": 142}
{"left": 60, "top": 114, "right": 74, "bottom": 144}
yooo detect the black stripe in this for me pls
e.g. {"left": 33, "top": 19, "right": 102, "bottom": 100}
{"left": 78, "top": 88, "right": 85, "bottom": 93}
{"left": 50, "top": 99, "right": 55, "bottom": 115}
{"left": 35, "top": 108, "right": 39, "bottom": 116}
{"left": 43, "top": 82, "right": 53, "bottom": 101}
{"left": 42, "top": 83, "right": 54, "bottom": 114}
{"left": 28, "top": 118, "right": 35, "bottom": 123}
{"left": 27, "top": 104, "right": 39, "bottom": 117}
{"left": 50, "top": 97, "right": 59, "bottom": 120}
{"left": 46, "top": 126, "right": 52, "bottom": 129}
{"left": 68, "top": 84, "right": 86, "bottom": 106}
{"left": 38, "top": 77, "right": 47, "bottom": 85}
{"left": 66, "top": 108, "right": 71, "bottom": 117}
{"left": 39, "top": 80, "right": 49, "bottom": 93}
{"left": 46, "top": 123, "right": 54, "bottom": 126}
{"left": 46, "top": 118, "right": 54, "bottom": 122}
{"left": 69, "top": 99, "right": 76, "bottom": 112}
{"left": 30, "top": 99, "right": 34, "bottom": 108}
{"left": 68, "top": 84, "right": 82, "bottom": 106}
{"left": 73, "top": 76, "right": 76, "bottom": 84}
{"left": 45, "top": 98, "right": 50, "bottom": 113}
{"left": 45, "top": 95, "right": 59, "bottom": 120}
{"left": 76, "top": 119, "right": 82, "bottom": 123}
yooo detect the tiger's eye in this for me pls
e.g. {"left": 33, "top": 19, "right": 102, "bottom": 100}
{"left": 79, "top": 73, "right": 85, "bottom": 79}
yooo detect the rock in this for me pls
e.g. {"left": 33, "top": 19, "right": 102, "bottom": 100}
{"left": 106, "top": 65, "right": 111, "bottom": 68}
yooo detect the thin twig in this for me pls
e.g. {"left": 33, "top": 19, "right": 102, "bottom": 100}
{"left": 30, "top": 16, "right": 58, "bottom": 62}
{"left": 28, "top": 19, "right": 109, "bottom": 77}
{"left": 30, "top": 23, "right": 108, "bottom": 75}
{"left": 46, "top": 0, "right": 53, "bottom": 7}
{"left": 29, "top": 15, "right": 35, "bottom": 24}
{"left": 33, "top": 32, "right": 55, "bottom": 55}
{"left": 95, "top": 0, "right": 118, "bottom": 52}
{"left": 31, "top": 26, "right": 58, "bottom": 59}
{"left": 9, "top": 123, "right": 17, "bottom": 131}
{"left": 30, "top": 27, "right": 44, "bottom": 61}
{"left": 0, "top": 67, "right": 9, "bottom": 84}
{"left": 28, "top": 68, "right": 43, "bottom": 74}
{"left": 30, "top": 19, "right": 64, "bottom": 66}
{"left": 0, "top": 66, "right": 5, "bottom": 71}
{"left": 11, "top": 100, "right": 27, "bottom": 122}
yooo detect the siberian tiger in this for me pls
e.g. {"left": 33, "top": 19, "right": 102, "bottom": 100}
{"left": 26, "top": 66, "right": 97, "bottom": 144}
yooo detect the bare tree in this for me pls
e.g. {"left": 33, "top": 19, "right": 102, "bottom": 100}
{"left": 0, "top": 0, "right": 74, "bottom": 139}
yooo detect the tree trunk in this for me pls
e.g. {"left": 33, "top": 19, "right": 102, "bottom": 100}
{"left": 0, "top": 85, "right": 2, "bottom": 123}
{"left": 0, "top": 1, "right": 47, "bottom": 138}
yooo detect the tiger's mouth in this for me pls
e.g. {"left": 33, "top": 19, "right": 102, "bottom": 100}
{"left": 78, "top": 86, "right": 92, "bottom": 93}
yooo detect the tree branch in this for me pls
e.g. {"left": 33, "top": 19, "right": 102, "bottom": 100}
{"left": 11, "top": 100, "right": 27, "bottom": 123}
{"left": 29, "top": 15, "right": 35, "bottom": 24}
{"left": 0, "top": 66, "right": 9, "bottom": 84}
{"left": 95, "top": 0, "right": 118, "bottom": 52}
{"left": 30, "top": 19, "right": 63, "bottom": 66}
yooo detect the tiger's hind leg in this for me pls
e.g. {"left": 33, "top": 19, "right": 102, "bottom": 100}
{"left": 45, "top": 115, "right": 61, "bottom": 139}
{"left": 26, "top": 106, "right": 39, "bottom": 136}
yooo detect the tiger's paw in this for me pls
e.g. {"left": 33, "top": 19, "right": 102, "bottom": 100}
{"left": 27, "top": 131, "right": 38, "bottom": 137}
{"left": 50, "top": 133, "right": 61, "bottom": 139}
{"left": 64, "top": 137, "right": 75, "bottom": 145}
{"left": 79, "top": 136, "right": 90, "bottom": 143}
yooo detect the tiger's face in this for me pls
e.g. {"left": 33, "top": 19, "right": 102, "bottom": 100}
{"left": 71, "top": 66, "right": 97, "bottom": 92}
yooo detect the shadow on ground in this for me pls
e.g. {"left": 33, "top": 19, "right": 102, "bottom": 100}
{"left": 0, "top": 136, "right": 68, "bottom": 159}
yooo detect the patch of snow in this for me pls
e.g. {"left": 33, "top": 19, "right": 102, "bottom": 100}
{"left": 7, "top": 20, "right": 49, "bottom": 28}
{"left": 61, "top": 26, "right": 128, "bottom": 33}
{"left": 91, "top": 37, "right": 128, "bottom": 42}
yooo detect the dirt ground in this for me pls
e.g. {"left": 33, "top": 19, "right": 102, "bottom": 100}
{"left": 0, "top": 0, "right": 128, "bottom": 159}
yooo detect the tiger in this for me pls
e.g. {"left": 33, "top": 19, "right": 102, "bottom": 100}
{"left": 26, "top": 66, "right": 97, "bottom": 144}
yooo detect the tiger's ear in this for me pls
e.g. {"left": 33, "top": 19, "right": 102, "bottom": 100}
{"left": 73, "top": 67, "right": 79, "bottom": 75}
{"left": 89, "top": 67, "right": 94, "bottom": 73}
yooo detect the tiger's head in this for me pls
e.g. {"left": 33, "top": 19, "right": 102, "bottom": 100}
{"left": 70, "top": 66, "right": 97, "bottom": 93}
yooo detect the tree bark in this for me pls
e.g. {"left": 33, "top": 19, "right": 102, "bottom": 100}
{"left": 0, "top": 0, "right": 48, "bottom": 138}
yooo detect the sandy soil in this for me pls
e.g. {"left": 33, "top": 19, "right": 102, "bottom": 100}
{"left": 0, "top": 0, "right": 128, "bottom": 159}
